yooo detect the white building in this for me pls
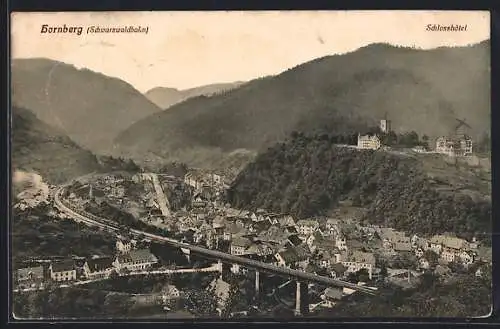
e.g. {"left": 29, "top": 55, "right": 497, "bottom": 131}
{"left": 49, "top": 260, "right": 77, "bottom": 282}
{"left": 116, "top": 238, "right": 135, "bottom": 254}
{"left": 436, "top": 136, "right": 473, "bottom": 157}
{"left": 341, "top": 251, "right": 376, "bottom": 280}
{"left": 429, "top": 235, "right": 472, "bottom": 265}
{"left": 162, "top": 284, "right": 181, "bottom": 300}
{"left": 335, "top": 235, "right": 347, "bottom": 251}
{"left": 230, "top": 237, "right": 253, "bottom": 256}
{"left": 295, "top": 220, "right": 320, "bottom": 236}
{"left": 357, "top": 134, "right": 381, "bottom": 150}
{"left": 113, "top": 249, "right": 158, "bottom": 272}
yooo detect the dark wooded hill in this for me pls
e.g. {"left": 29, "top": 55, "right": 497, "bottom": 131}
{"left": 227, "top": 133, "right": 491, "bottom": 240}
{"left": 11, "top": 58, "right": 162, "bottom": 153}
{"left": 12, "top": 106, "right": 101, "bottom": 184}
{"left": 145, "top": 82, "right": 245, "bottom": 110}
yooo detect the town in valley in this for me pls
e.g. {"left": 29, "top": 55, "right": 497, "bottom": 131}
{"left": 11, "top": 11, "right": 491, "bottom": 320}
{"left": 12, "top": 117, "right": 492, "bottom": 319}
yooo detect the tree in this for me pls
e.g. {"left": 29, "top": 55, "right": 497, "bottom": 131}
{"left": 272, "top": 305, "right": 295, "bottom": 319}
{"left": 421, "top": 135, "right": 430, "bottom": 149}
{"left": 423, "top": 250, "right": 439, "bottom": 268}
{"left": 185, "top": 289, "right": 218, "bottom": 316}
{"left": 476, "top": 133, "right": 491, "bottom": 153}
{"left": 104, "top": 292, "right": 135, "bottom": 317}
{"left": 109, "top": 270, "right": 119, "bottom": 280}
{"left": 220, "top": 283, "right": 240, "bottom": 318}
{"left": 346, "top": 272, "right": 358, "bottom": 283}
{"left": 379, "top": 266, "right": 388, "bottom": 279}
{"left": 357, "top": 268, "right": 370, "bottom": 282}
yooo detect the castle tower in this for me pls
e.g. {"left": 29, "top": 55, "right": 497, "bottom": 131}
{"left": 380, "top": 119, "right": 391, "bottom": 133}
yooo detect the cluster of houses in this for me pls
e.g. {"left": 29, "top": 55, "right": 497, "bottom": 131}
{"left": 172, "top": 201, "right": 484, "bottom": 283}
{"left": 435, "top": 135, "right": 473, "bottom": 157}
{"left": 183, "top": 207, "right": 378, "bottom": 281}
{"left": 14, "top": 238, "right": 159, "bottom": 290}
{"left": 184, "top": 170, "right": 229, "bottom": 197}
{"left": 360, "top": 224, "right": 480, "bottom": 269}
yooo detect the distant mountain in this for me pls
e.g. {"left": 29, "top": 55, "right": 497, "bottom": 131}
{"left": 115, "top": 41, "right": 490, "bottom": 168}
{"left": 11, "top": 58, "right": 163, "bottom": 153}
{"left": 145, "top": 82, "right": 246, "bottom": 109}
{"left": 12, "top": 106, "right": 101, "bottom": 184}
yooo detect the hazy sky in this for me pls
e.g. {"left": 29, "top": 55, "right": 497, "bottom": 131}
{"left": 11, "top": 11, "right": 490, "bottom": 92}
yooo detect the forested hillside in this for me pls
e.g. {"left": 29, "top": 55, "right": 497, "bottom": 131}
{"left": 145, "top": 82, "right": 245, "bottom": 109}
{"left": 12, "top": 106, "right": 102, "bottom": 184}
{"left": 116, "top": 41, "right": 489, "bottom": 168}
{"left": 317, "top": 272, "right": 491, "bottom": 317}
{"left": 227, "top": 133, "right": 491, "bottom": 241}
{"left": 11, "top": 58, "right": 162, "bottom": 153}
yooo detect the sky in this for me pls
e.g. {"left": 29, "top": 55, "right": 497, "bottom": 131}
{"left": 11, "top": 11, "right": 490, "bottom": 93}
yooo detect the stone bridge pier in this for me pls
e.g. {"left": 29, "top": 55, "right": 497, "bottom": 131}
{"left": 255, "top": 270, "right": 260, "bottom": 297}
{"left": 295, "top": 281, "right": 309, "bottom": 316}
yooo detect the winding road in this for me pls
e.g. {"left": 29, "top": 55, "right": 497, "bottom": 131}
{"left": 143, "top": 173, "right": 171, "bottom": 217}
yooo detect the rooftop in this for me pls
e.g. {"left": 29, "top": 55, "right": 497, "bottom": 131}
{"left": 393, "top": 242, "right": 413, "bottom": 252}
{"left": 231, "top": 236, "right": 253, "bottom": 248}
{"left": 330, "top": 262, "right": 347, "bottom": 274}
{"left": 430, "top": 235, "right": 468, "bottom": 250}
{"left": 117, "top": 249, "right": 158, "bottom": 264}
{"left": 86, "top": 257, "right": 114, "bottom": 272}
{"left": 51, "top": 260, "right": 76, "bottom": 273}
{"left": 323, "top": 287, "right": 343, "bottom": 300}
{"left": 296, "top": 219, "right": 320, "bottom": 227}
{"left": 351, "top": 251, "right": 376, "bottom": 265}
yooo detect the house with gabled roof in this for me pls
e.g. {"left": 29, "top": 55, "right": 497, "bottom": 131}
{"left": 257, "top": 225, "right": 289, "bottom": 245}
{"left": 277, "top": 215, "right": 296, "bottom": 227}
{"left": 116, "top": 238, "right": 136, "bottom": 254}
{"left": 393, "top": 241, "right": 413, "bottom": 253}
{"left": 325, "top": 218, "right": 342, "bottom": 236}
{"left": 459, "top": 250, "right": 475, "bottom": 265}
{"left": 16, "top": 265, "right": 44, "bottom": 288}
{"left": 341, "top": 251, "right": 376, "bottom": 279}
{"left": 83, "top": 257, "right": 115, "bottom": 279}
{"left": 274, "top": 245, "right": 310, "bottom": 268}
{"left": 162, "top": 284, "right": 181, "bottom": 301}
{"left": 329, "top": 263, "right": 348, "bottom": 279}
{"left": 429, "top": 234, "right": 471, "bottom": 264}
{"left": 49, "top": 260, "right": 77, "bottom": 282}
{"left": 296, "top": 219, "right": 320, "bottom": 236}
{"left": 113, "top": 249, "right": 158, "bottom": 272}
{"left": 230, "top": 237, "right": 253, "bottom": 256}
{"left": 316, "top": 249, "right": 337, "bottom": 269}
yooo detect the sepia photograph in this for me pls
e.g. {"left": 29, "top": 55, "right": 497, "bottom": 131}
{"left": 10, "top": 10, "right": 492, "bottom": 320}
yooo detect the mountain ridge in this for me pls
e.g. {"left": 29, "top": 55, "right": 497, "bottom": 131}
{"left": 11, "top": 58, "right": 163, "bottom": 153}
{"left": 144, "top": 81, "right": 246, "bottom": 109}
{"left": 114, "top": 40, "right": 490, "bottom": 169}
